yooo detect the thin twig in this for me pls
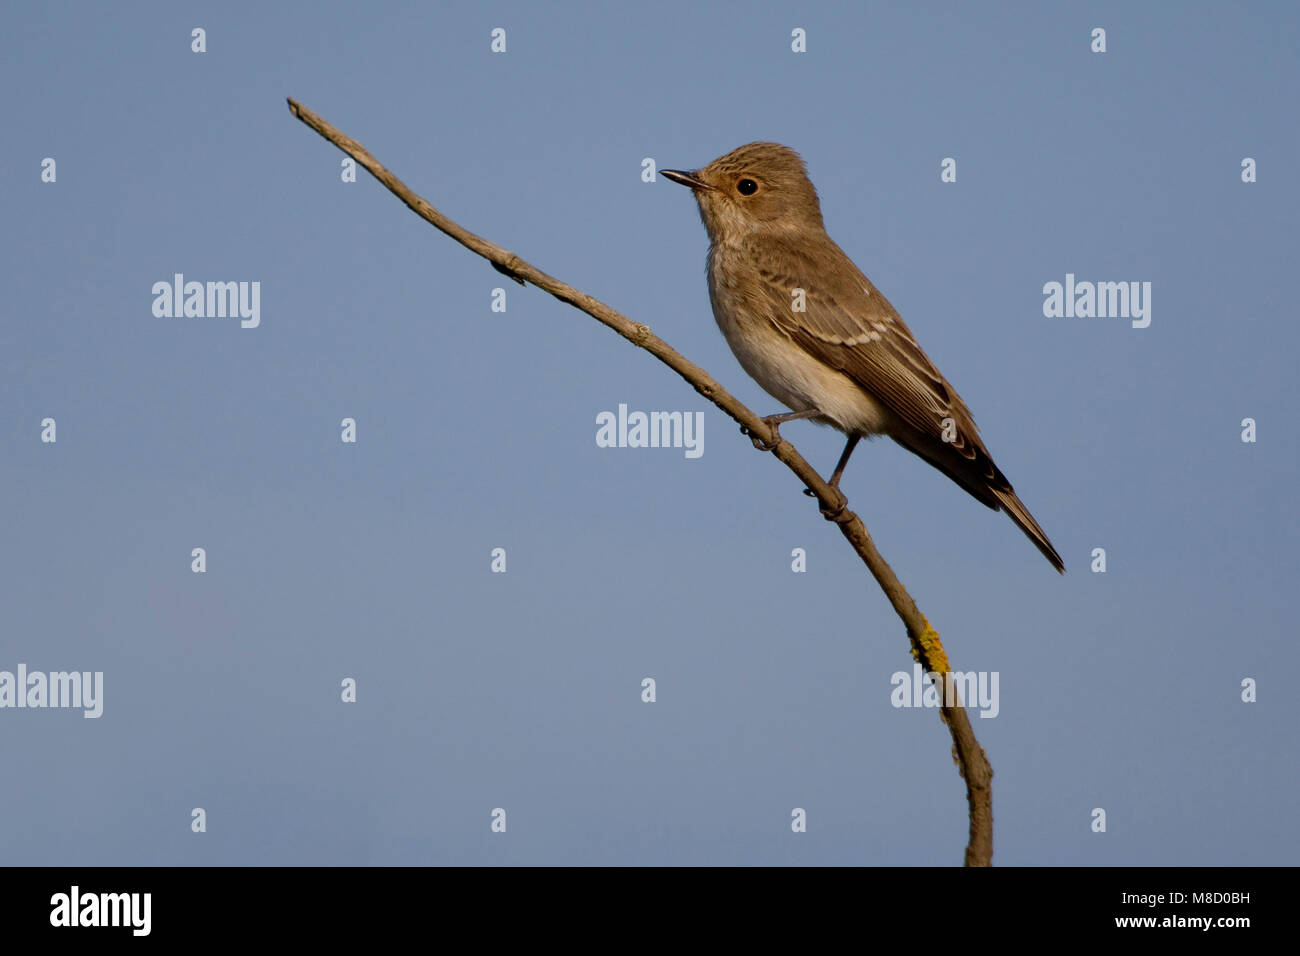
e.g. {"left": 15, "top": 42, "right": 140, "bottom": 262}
{"left": 287, "top": 97, "right": 994, "bottom": 866}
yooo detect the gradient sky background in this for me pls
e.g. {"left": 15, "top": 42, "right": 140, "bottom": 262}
{"left": 2, "top": 2, "right": 1296, "bottom": 865}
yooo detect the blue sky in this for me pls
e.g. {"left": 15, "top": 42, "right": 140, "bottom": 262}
{"left": 1, "top": 1, "right": 1296, "bottom": 865}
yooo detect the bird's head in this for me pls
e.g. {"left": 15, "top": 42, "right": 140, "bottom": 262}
{"left": 662, "top": 142, "right": 825, "bottom": 241}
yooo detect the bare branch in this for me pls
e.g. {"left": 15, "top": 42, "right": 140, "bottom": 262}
{"left": 287, "top": 97, "right": 994, "bottom": 866}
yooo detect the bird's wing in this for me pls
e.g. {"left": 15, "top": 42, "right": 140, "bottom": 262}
{"left": 752, "top": 234, "right": 990, "bottom": 470}
{"left": 752, "top": 233, "right": 1066, "bottom": 573}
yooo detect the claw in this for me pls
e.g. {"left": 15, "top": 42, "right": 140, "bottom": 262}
{"left": 740, "top": 419, "right": 781, "bottom": 452}
{"left": 820, "top": 498, "right": 848, "bottom": 521}
{"left": 741, "top": 410, "right": 823, "bottom": 453}
{"left": 804, "top": 485, "right": 848, "bottom": 521}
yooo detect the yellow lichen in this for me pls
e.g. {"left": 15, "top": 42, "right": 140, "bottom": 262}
{"left": 909, "top": 618, "right": 951, "bottom": 676}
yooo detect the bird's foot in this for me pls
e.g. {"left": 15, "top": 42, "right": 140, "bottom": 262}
{"left": 803, "top": 485, "right": 849, "bottom": 521}
{"left": 739, "top": 415, "right": 787, "bottom": 452}
{"left": 741, "top": 409, "right": 821, "bottom": 452}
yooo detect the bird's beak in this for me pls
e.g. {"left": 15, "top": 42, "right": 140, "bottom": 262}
{"left": 662, "top": 168, "right": 714, "bottom": 191}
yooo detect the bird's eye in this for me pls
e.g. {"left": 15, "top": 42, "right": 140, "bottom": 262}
{"left": 737, "top": 178, "right": 758, "bottom": 195}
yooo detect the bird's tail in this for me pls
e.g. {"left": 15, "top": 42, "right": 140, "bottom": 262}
{"left": 888, "top": 430, "right": 1065, "bottom": 574}
{"left": 991, "top": 487, "right": 1065, "bottom": 574}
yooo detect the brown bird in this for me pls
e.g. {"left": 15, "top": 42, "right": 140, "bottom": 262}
{"left": 663, "top": 142, "right": 1064, "bottom": 572}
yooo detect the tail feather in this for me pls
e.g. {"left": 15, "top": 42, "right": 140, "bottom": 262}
{"left": 888, "top": 431, "right": 1065, "bottom": 573}
{"left": 991, "top": 487, "right": 1065, "bottom": 574}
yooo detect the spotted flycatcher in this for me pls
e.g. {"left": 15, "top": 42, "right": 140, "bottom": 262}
{"left": 663, "top": 142, "right": 1064, "bottom": 572}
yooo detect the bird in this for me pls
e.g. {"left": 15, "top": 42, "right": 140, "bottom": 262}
{"left": 662, "top": 142, "right": 1064, "bottom": 573}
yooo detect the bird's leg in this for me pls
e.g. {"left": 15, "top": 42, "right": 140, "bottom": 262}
{"left": 803, "top": 434, "right": 861, "bottom": 520}
{"left": 827, "top": 434, "right": 861, "bottom": 489}
{"left": 741, "top": 408, "right": 821, "bottom": 451}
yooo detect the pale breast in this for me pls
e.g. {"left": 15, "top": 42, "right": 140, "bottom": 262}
{"left": 706, "top": 247, "right": 896, "bottom": 437}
